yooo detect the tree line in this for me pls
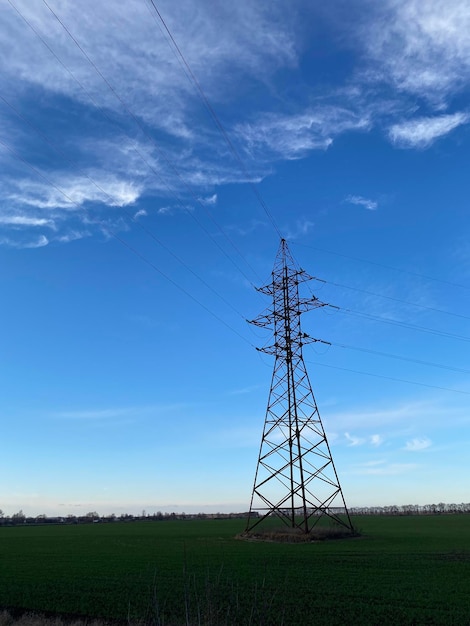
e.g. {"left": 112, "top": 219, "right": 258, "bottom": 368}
{"left": 1, "top": 503, "right": 470, "bottom": 526}
{"left": 349, "top": 503, "right": 470, "bottom": 515}
{"left": 0, "top": 509, "right": 253, "bottom": 525}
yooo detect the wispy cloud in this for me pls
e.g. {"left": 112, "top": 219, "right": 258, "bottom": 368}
{"left": 0, "top": 1, "right": 298, "bottom": 245}
{"left": 0, "top": 1, "right": 299, "bottom": 132}
{"left": 52, "top": 403, "right": 187, "bottom": 420}
{"left": 0, "top": 234, "right": 49, "bottom": 248}
{"left": 285, "top": 219, "right": 315, "bottom": 240}
{"left": 228, "top": 385, "right": 260, "bottom": 396}
{"left": 24, "top": 234, "right": 49, "bottom": 248}
{"left": 344, "top": 432, "right": 384, "bottom": 447}
{"left": 55, "top": 408, "right": 137, "bottom": 420}
{"left": 55, "top": 230, "right": 90, "bottom": 243}
{"left": 226, "top": 219, "right": 267, "bottom": 237}
{"left": 404, "top": 437, "right": 432, "bottom": 452}
{"left": 361, "top": 0, "right": 470, "bottom": 103}
{"left": 198, "top": 193, "right": 217, "bottom": 206}
{"left": 388, "top": 112, "right": 469, "bottom": 148}
{"left": 329, "top": 400, "right": 438, "bottom": 431}
{"left": 0, "top": 214, "right": 55, "bottom": 228}
{"left": 351, "top": 461, "right": 418, "bottom": 476}
{"left": 236, "top": 107, "right": 370, "bottom": 161}
{"left": 133, "top": 209, "right": 147, "bottom": 220}
{"left": 345, "top": 195, "right": 378, "bottom": 210}
{"left": 344, "top": 432, "right": 365, "bottom": 446}
{"left": 3, "top": 0, "right": 470, "bottom": 248}
{"left": 2, "top": 172, "right": 142, "bottom": 213}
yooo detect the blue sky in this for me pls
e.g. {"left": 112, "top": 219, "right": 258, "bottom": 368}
{"left": 1, "top": 0, "right": 470, "bottom": 516}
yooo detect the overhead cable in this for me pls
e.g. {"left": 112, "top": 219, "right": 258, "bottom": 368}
{"left": 144, "top": 0, "right": 284, "bottom": 241}
{"left": 0, "top": 136, "right": 255, "bottom": 348}
{"left": 311, "top": 276, "right": 470, "bottom": 322}
{"left": 337, "top": 307, "right": 470, "bottom": 343}
{"left": 36, "top": 0, "right": 261, "bottom": 286}
{"left": 292, "top": 241, "right": 470, "bottom": 292}
{"left": 0, "top": 94, "right": 248, "bottom": 322}
{"left": 331, "top": 341, "right": 470, "bottom": 375}
{"left": 306, "top": 360, "right": 470, "bottom": 396}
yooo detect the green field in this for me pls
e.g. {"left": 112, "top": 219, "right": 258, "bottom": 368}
{"left": 1, "top": 515, "right": 470, "bottom": 624}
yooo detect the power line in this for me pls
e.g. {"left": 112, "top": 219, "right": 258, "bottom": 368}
{"left": 311, "top": 275, "right": 470, "bottom": 322}
{"left": 0, "top": 94, "right": 249, "bottom": 323}
{"left": 110, "top": 231, "right": 254, "bottom": 348}
{"left": 39, "top": 0, "right": 262, "bottom": 287}
{"left": 144, "top": 0, "right": 284, "bottom": 241}
{"left": 0, "top": 136, "right": 255, "bottom": 348}
{"left": 4, "top": 0, "right": 272, "bottom": 352}
{"left": 8, "top": 4, "right": 469, "bottom": 386}
{"left": 306, "top": 359, "right": 470, "bottom": 396}
{"left": 292, "top": 241, "right": 470, "bottom": 292}
{"left": 336, "top": 307, "right": 470, "bottom": 343}
{"left": 289, "top": 264, "right": 470, "bottom": 344}
{"left": 7, "top": 0, "right": 260, "bottom": 287}
{"left": 330, "top": 341, "right": 470, "bottom": 375}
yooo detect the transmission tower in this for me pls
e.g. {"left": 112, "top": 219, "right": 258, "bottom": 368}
{"left": 245, "top": 239, "right": 353, "bottom": 534}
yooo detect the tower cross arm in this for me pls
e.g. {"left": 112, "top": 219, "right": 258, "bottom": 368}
{"left": 256, "top": 284, "right": 275, "bottom": 296}
{"left": 299, "top": 334, "right": 331, "bottom": 347}
{"left": 297, "top": 298, "right": 328, "bottom": 312}
{"left": 247, "top": 310, "right": 285, "bottom": 327}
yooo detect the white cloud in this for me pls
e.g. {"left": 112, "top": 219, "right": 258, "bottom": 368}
{"left": 351, "top": 462, "right": 418, "bottom": 476}
{"left": 344, "top": 432, "right": 384, "bottom": 447}
{"left": 388, "top": 112, "right": 469, "bottom": 148}
{"left": 404, "top": 437, "right": 432, "bottom": 452}
{"left": 362, "top": 0, "right": 470, "bottom": 102}
{"left": 236, "top": 107, "right": 370, "bottom": 160}
{"left": 157, "top": 206, "right": 172, "bottom": 215}
{"left": 345, "top": 195, "right": 378, "bottom": 210}
{"left": 53, "top": 403, "right": 186, "bottom": 420}
{"left": 328, "top": 401, "right": 436, "bottom": 431}
{"left": 228, "top": 385, "right": 260, "bottom": 395}
{"left": 0, "top": 1, "right": 299, "bottom": 246}
{"left": 285, "top": 219, "right": 315, "bottom": 240}
{"left": 3, "top": 0, "right": 470, "bottom": 248}
{"left": 0, "top": 234, "right": 49, "bottom": 248}
{"left": 27, "top": 234, "right": 49, "bottom": 247}
{"left": 0, "top": 1, "right": 299, "bottom": 128}
{"left": 55, "top": 230, "right": 90, "bottom": 243}
{"left": 0, "top": 214, "right": 55, "bottom": 228}
{"left": 344, "top": 432, "right": 364, "bottom": 446}
{"left": 225, "top": 219, "right": 267, "bottom": 237}
{"left": 5, "top": 174, "right": 141, "bottom": 210}
{"left": 133, "top": 209, "right": 147, "bottom": 220}
{"left": 198, "top": 193, "right": 217, "bottom": 206}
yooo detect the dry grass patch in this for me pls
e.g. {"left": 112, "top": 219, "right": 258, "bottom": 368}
{"left": 238, "top": 524, "right": 360, "bottom": 543}
{"left": 0, "top": 612, "right": 116, "bottom": 626}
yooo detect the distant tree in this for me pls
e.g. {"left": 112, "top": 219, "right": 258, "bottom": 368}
{"left": 12, "top": 510, "right": 25, "bottom": 524}
{"left": 0, "top": 509, "right": 4, "bottom": 518}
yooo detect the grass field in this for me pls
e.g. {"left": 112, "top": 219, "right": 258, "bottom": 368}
{"left": 1, "top": 515, "right": 470, "bottom": 625}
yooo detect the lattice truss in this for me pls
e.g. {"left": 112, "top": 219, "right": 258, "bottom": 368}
{"left": 246, "top": 240, "right": 352, "bottom": 533}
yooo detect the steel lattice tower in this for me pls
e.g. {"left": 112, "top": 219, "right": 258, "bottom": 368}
{"left": 246, "top": 239, "right": 353, "bottom": 534}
